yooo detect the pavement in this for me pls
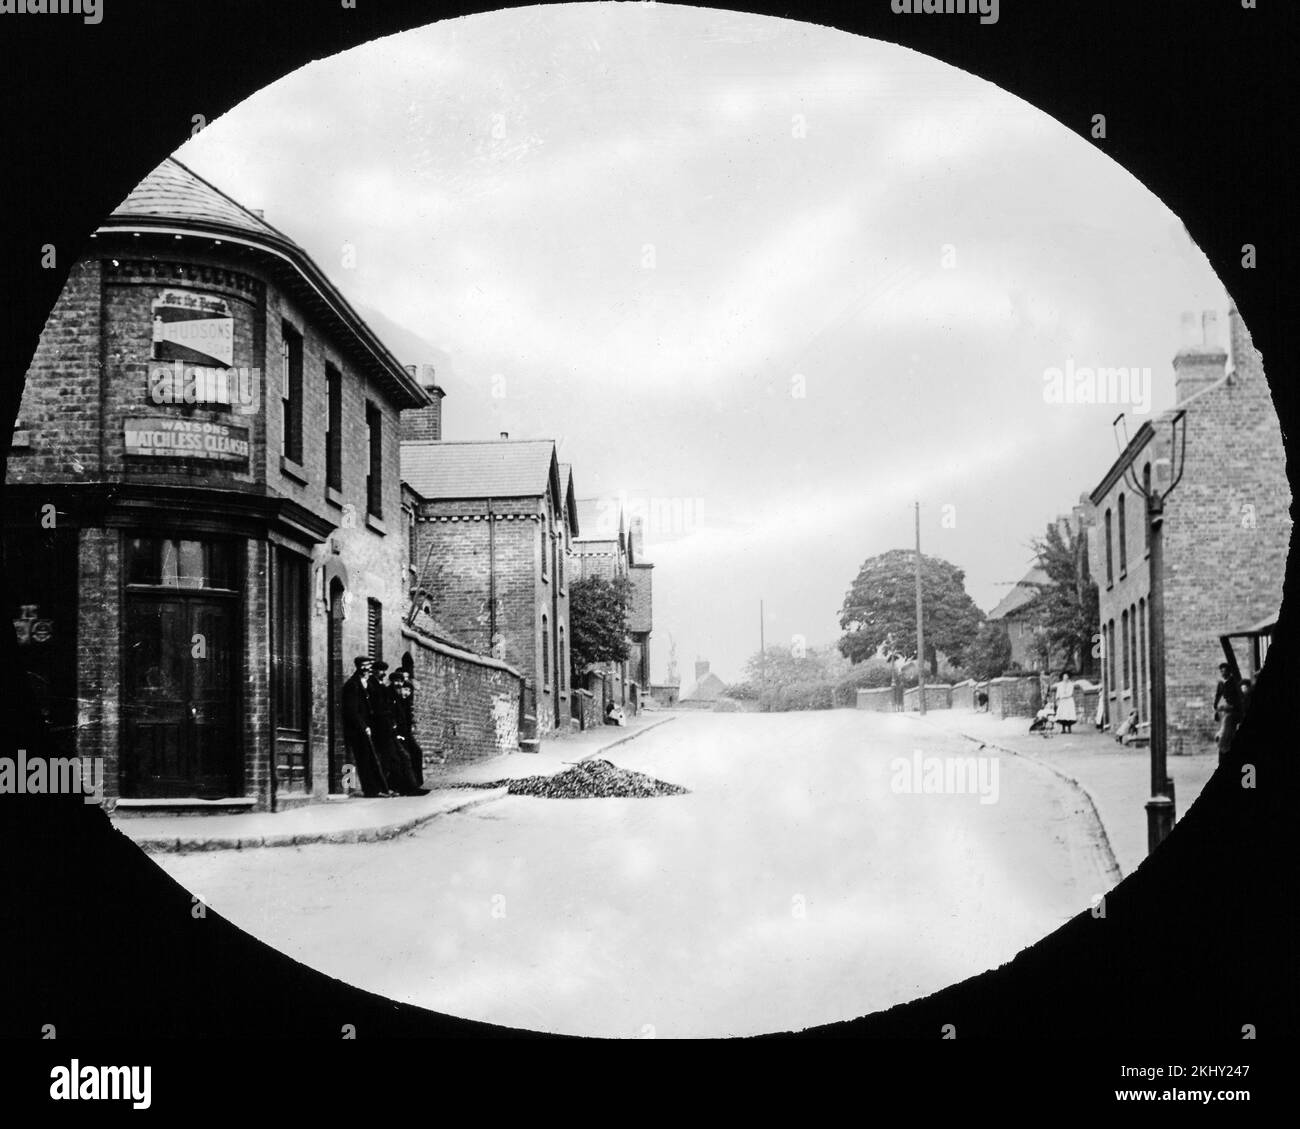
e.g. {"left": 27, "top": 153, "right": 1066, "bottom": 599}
{"left": 907, "top": 708, "right": 1219, "bottom": 879}
{"left": 112, "top": 713, "right": 677, "bottom": 854}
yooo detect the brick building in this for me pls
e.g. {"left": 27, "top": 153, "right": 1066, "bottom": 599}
{"left": 1087, "top": 309, "right": 1290, "bottom": 745}
{"left": 5, "top": 157, "right": 432, "bottom": 811}
{"left": 401, "top": 436, "right": 577, "bottom": 733}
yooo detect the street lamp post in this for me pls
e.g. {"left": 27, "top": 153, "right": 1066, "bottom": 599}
{"left": 1115, "top": 409, "right": 1187, "bottom": 854}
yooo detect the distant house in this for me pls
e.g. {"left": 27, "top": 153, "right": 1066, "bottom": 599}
{"left": 683, "top": 660, "right": 727, "bottom": 702}
{"left": 402, "top": 437, "right": 578, "bottom": 733}
{"left": 1086, "top": 309, "right": 1289, "bottom": 744}
{"left": 573, "top": 497, "right": 655, "bottom": 709}
{"left": 986, "top": 567, "right": 1053, "bottom": 672}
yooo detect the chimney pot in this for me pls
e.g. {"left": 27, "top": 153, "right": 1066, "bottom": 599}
{"left": 500, "top": 431, "right": 509, "bottom": 441}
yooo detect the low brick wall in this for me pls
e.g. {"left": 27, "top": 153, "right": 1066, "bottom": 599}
{"left": 856, "top": 687, "right": 895, "bottom": 712}
{"left": 402, "top": 625, "right": 525, "bottom": 772}
{"left": 988, "top": 675, "right": 1043, "bottom": 719}
{"left": 904, "top": 683, "right": 953, "bottom": 711}
{"left": 572, "top": 687, "right": 601, "bottom": 731}
{"left": 951, "top": 680, "right": 976, "bottom": 711}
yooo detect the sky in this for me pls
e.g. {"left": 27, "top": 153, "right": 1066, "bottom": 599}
{"left": 174, "top": 3, "right": 1232, "bottom": 689}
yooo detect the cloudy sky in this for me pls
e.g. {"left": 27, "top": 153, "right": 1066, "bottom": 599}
{"left": 175, "top": 3, "right": 1229, "bottom": 687}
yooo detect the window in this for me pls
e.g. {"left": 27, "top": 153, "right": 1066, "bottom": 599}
{"left": 541, "top": 614, "right": 550, "bottom": 688}
{"left": 326, "top": 363, "right": 342, "bottom": 493}
{"left": 1142, "top": 463, "right": 1152, "bottom": 551}
{"left": 367, "top": 598, "right": 383, "bottom": 662}
{"left": 366, "top": 401, "right": 383, "bottom": 518}
{"left": 559, "top": 625, "right": 566, "bottom": 690}
{"left": 1104, "top": 509, "right": 1114, "bottom": 586}
{"left": 1138, "top": 598, "right": 1148, "bottom": 721}
{"left": 274, "top": 548, "right": 309, "bottom": 734}
{"left": 1118, "top": 493, "right": 1127, "bottom": 576}
{"left": 1107, "top": 619, "right": 1116, "bottom": 695}
{"left": 558, "top": 532, "right": 565, "bottom": 589}
{"left": 125, "top": 537, "right": 236, "bottom": 590}
{"left": 1121, "top": 608, "right": 1130, "bottom": 691}
{"left": 281, "top": 321, "right": 303, "bottom": 464}
{"left": 541, "top": 514, "right": 549, "bottom": 580}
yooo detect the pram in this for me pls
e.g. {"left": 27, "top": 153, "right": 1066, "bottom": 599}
{"left": 1028, "top": 704, "right": 1057, "bottom": 737}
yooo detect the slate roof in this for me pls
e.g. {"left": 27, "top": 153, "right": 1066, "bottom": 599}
{"left": 986, "top": 567, "right": 1050, "bottom": 621}
{"left": 401, "top": 440, "right": 557, "bottom": 501}
{"left": 109, "top": 157, "right": 284, "bottom": 240}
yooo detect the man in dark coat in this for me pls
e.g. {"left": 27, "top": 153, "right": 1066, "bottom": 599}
{"left": 341, "top": 656, "right": 387, "bottom": 797}
{"left": 390, "top": 670, "right": 424, "bottom": 788}
{"left": 369, "top": 661, "right": 423, "bottom": 794}
{"left": 1214, "top": 661, "right": 1245, "bottom": 762}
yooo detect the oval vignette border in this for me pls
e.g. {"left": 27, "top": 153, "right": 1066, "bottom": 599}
{"left": 0, "top": 0, "right": 1294, "bottom": 1040}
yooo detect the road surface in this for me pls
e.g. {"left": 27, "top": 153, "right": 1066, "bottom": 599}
{"left": 154, "top": 710, "right": 1116, "bottom": 1037}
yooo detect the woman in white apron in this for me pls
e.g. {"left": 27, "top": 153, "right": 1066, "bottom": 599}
{"left": 1053, "top": 669, "right": 1079, "bottom": 734}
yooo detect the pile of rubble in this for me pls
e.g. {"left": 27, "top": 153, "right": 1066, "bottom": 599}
{"left": 451, "top": 759, "right": 689, "bottom": 799}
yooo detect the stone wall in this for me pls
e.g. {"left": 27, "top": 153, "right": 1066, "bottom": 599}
{"left": 856, "top": 687, "right": 895, "bottom": 712}
{"left": 987, "top": 675, "right": 1042, "bottom": 719}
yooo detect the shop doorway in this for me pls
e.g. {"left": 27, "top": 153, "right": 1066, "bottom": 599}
{"left": 121, "top": 536, "right": 241, "bottom": 799}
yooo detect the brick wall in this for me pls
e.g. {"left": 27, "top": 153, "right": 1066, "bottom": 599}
{"left": 856, "top": 687, "right": 895, "bottom": 712}
{"left": 904, "top": 683, "right": 952, "bottom": 711}
{"left": 1091, "top": 309, "right": 1290, "bottom": 745}
{"left": 402, "top": 625, "right": 522, "bottom": 770}
{"left": 987, "top": 676, "right": 1042, "bottom": 719}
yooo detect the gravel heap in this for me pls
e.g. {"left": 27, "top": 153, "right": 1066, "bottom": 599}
{"left": 451, "top": 759, "right": 689, "bottom": 799}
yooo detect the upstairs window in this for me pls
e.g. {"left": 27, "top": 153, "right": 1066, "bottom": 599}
{"left": 326, "top": 362, "right": 343, "bottom": 492}
{"left": 1142, "top": 463, "right": 1152, "bottom": 551}
{"left": 366, "top": 401, "right": 383, "bottom": 518}
{"left": 281, "top": 322, "right": 303, "bottom": 464}
{"left": 367, "top": 598, "right": 383, "bottom": 662}
{"left": 1118, "top": 493, "right": 1128, "bottom": 576}
{"left": 1104, "top": 508, "right": 1114, "bottom": 587}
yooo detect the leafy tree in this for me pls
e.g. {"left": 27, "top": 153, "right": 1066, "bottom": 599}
{"left": 732, "top": 642, "right": 849, "bottom": 711}
{"left": 1025, "top": 521, "right": 1099, "bottom": 676}
{"left": 837, "top": 549, "right": 984, "bottom": 675}
{"left": 568, "top": 576, "right": 632, "bottom": 679}
{"left": 964, "top": 621, "right": 1014, "bottom": 681}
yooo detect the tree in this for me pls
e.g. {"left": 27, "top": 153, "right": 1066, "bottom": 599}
{"left": 1025, "top": 520, "right": 1099, "bottom": 676}
{"left": 568, "top": 576, "right": 632, "bottom": 680}
{"left": 838, "top": 549, "right": 984, "bottom": 674}
{"left": 965, "top": 621, "right": 1014, "bottom": 681}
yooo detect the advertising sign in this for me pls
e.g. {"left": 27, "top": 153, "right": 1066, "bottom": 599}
{"left": 123, "top": 417, "right": 251, "bottom": 464}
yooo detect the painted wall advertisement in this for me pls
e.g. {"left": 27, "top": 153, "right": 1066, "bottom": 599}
{"left": 124, "top": 417, "right": 251, "bottom": 463}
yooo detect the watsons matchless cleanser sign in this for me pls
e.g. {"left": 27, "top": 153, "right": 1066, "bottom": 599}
{"left": 124, "top": 417, "right": 251, "bottom": 463}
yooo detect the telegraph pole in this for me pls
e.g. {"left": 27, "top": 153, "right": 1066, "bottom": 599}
{"left": 914, "top": 501, "right": 927, "bottom": 715}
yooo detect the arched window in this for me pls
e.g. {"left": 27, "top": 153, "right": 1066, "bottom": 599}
{"left": 559, "top": 625, "right": 567, "bottom": 690}
{"left": 1142, "top": 463, "right": 1152, "bottom": 551}
{"left": 1121, "top": 608, "right": 1130, "bottom": 691}
{"left": 542, "top": 614, "right": 550, "bottom": 688}
{"left": 1118, "top": 493, "right": 1127, "bottom": 576}
{"left": 1104, "top": 508, "right": 1114, "bottom": 586}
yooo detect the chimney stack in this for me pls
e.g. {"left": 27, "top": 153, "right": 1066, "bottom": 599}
{"left": 694, "top": 659, "right": 710, "bottom": 681}
{"left": 1173, "top": 309, "right": 1228, "bottom": 406}
{"left": 400, "top": 363, "right": 445, "bottom": 442}
{"left": 500, "top": 431, "right": 510, "bottom": 441}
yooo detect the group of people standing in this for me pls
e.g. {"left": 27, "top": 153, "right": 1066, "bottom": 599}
{"left": 340, "top": 655, "right": 431, "bottom": 797}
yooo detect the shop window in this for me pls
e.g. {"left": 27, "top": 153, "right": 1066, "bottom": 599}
{"left": 125, "top": 536, "right": 236, "bottom": 590}
{"left": 274, "top": 548, "right": 309, "bottom": 734}
{"left": 281, "top": 322, "right": 304, "bottom": 464}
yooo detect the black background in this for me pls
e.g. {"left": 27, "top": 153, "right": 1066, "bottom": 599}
{"left": 0, "top": 0, "right": 1295, "bottom": 1112}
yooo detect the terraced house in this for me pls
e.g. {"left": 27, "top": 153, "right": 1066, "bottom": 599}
{"left": 5, "top": 157, "right": 432, "bottom": 812}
